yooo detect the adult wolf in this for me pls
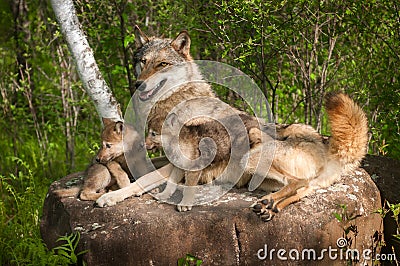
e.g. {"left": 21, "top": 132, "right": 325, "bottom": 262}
{"left": 96, "top": 28, "right": 368, "bottom": 222}
{"left": 131, "top": 26, "right": 217, "bottom": 133}
{"left": 144, "top": 93, "right": 369, "bottom": 220}
{"left": 96, "top": 26, "right": 255, "bottom": 210}
{"left": 248, "top": 92, "right": 368, "bottom": 221}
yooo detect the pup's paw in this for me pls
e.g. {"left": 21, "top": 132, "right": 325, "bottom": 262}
{"left": 177, "top": 205, "right": 192, "bottom": 212}
{"left": 156, "top": 191, "right": 172, "bottom": 201}
{"left": 96, "top": 192, "right": 123, "bottom": 207}
{"left": 251, "top": 198, "right": 279, "bottom": 222}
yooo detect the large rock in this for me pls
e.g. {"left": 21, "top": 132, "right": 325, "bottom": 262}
{"left": 41, "top": 169, "right": 382, "bottom": 265}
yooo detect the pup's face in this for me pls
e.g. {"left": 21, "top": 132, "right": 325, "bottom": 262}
{"left": 96, "top": 118, "right": 125, "bottom": 164}
{"left": 145, "top": 129, "right": 162, "bottom": 152}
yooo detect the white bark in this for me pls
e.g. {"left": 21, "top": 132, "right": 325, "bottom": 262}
{"left": 50, "top": 0, "right": 121, "bottom": 121}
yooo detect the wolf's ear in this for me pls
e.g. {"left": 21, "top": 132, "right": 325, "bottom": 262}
{"left": 102, "top": 117, "right": 114, "bottom": 127}
{"left": 171, "top": 31, "right": 191, "bottom": 57}
{"left": 164, "top": 113, "right": 181, "bottom": 132}
{"left": 114, "top": 121, "right": 124, "bottom": 134}
{"left": 134, "top": 25, "right": 149, "bottom": 49}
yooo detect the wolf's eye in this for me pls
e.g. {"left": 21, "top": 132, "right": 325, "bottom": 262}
{"left": 140, "top": 59, "right": 146, "bottom": 65}
{"left": 151, "top": 131, "right": 157, "bottom": 137}
{"left": 158, "top": 62, "right": 169, "bottom": 67}
{"left": 106, "top": 143, "right": 111, "bottom": 148}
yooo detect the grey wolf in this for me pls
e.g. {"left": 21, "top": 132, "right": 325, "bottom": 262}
{"left": 248, "top": 92, "right": 368, "bottom": 221}
{"left": 96, "top": 27, "right": 368, "bottom": 223}
{"left": 54, "top": 118, "right": 146, "bottom": 200}
{"left": 144, "top": 97, "right": 261, "bottom": 211}
{"left": 144, "top": 93, "right": 368, "bottom": 220}
{"left": 96, "top": 27, "right": 251, "bottom": 209}
{"left": 132, "top": 26, "right": 217, "bottom": 134}
{"left": 97, "top": 27, "right": 245, "bottom": 211}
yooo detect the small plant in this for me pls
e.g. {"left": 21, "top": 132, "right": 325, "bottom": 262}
{"left": 177, "top": 253, "right": 203, "bottom": 266}
{"left": 53, "top": 231, "right": 88, "bottom": 265}
{"left": 333, "top": 204, "right": 363, "bottom": 265}
{"left": 387, "top": 202, "right": 400, "bottom": 242}
{"left": 333, "top": 204, "right": 362, "bottom": 245}
{"left": 378, "top": 201, "right": 400, "bottom": 243}
{"left": 333, "top": 204, "right": 362, "bottom": 223}
{"left": 374, "top": 200, "right": 400, "bottom": 265}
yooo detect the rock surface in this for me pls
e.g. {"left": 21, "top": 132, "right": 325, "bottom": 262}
{"left": 41, "top": 168, "right": 382, "bottom": 265}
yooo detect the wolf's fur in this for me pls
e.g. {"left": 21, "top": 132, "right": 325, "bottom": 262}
{"left": 54, "top": 118, "right": 144, "bottom": 201}
{"left": 144, "top": 97, "right": 262, "bottom": 211}
{"left": 145, "top": 93, "right": 368, "bottom": 218}
{"left": 131, "top": 27, "right": 256, "bottom": 211}
{"left": 132, "top": 27, "right": 217, "bottom": 134}
{"left": 96, "top": 27, "right": 248, "bottom": 209}
{"left": 248, "top": 92, "right": 368, "bottom": 221}
{"left": 54, "top": 163, "right": 115, "bottom": 201}
{"left": 96, "top": 28, "right": 368, "bottom": 222}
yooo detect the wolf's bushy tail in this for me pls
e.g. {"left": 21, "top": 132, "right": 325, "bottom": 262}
{"left": 325, "top": 92, "right": 368, "bottom": 169}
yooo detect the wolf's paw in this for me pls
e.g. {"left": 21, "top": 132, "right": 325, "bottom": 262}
{"left": 177, "top": 205, "right": 192, "bottom": 212}
{"left": 96, "top": 192, "right": 122, "bottom": 207}
{"left": 251, "top": 198, "right": 279, "bottom": 222}
{"left": 156, "top": 191, "right": 172, "bottom": 202}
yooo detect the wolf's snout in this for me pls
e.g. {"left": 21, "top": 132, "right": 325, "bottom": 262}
{"left": 135, "top": 81, "right": 146, "bottom": 91}
{"left": 95, "top": 156, "right": 100, "bottom": 163}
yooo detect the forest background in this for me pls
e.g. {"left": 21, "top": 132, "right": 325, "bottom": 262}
{"left": 0, "top": 0, "right": 399, "bottom": 264}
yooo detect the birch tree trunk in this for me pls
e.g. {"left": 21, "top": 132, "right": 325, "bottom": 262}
{"left": 50, "top": 0, "right": 121, "bottom": 121}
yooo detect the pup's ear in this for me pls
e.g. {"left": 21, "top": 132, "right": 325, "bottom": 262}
{"left": 134, "top": 25, "right": 149, "bottom": 49}
{"left": 102, "top": 117, "right": 114, "bottom": 127}
{"left": 114, "top": 121, "right": 124, "bottom": 134}
{"left": 171, "top": 31, "right": 191, "bottom": 57}
{"left": 164, "top": 113, "right": 181, "bottom": 132}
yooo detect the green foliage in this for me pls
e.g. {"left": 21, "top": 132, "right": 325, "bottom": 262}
{"left": 0, "top": 0, "right": 399, "bottom": 264}
{"left": 53, "top": 232, "right": 88, "bottom": 265}
{"left": 177, "top": 254, "right": 203, "bottom": 266}
{"left": 333, "top": 203, "right": 385, "bottom": 265}
{"left": 378, "top": 201, "right": 400, "bottom": 244}
{"left": 333, "top": 204, "right": 362, "bottom": 223}
{"left": 0, "top": 159, "right": 70, "bottom": 265}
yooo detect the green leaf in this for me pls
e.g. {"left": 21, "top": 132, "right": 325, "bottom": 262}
{"left": 333, "top": 212, "right": 342, "bottom": 222}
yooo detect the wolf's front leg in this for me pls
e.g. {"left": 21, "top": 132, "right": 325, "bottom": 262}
{"left": 106, "top": 161, "right": 130, "bottom": 188}
{"left": 156, "top": 167, "right": 184, "bottom": 201}
{"left": 177, "top": 171, "right": 201, "bottom": 212}
{"left": 96, "top": 163, "right": 173, "bottom": 207}
{"left": 95, "top": 185, "right": 132, "bottom": 207}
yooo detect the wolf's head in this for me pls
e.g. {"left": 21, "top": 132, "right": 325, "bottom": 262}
{"left": 133, "top": 26, "right": 195, "bottom": 101}
{"left": 144, "top": 128, "right": 162, "bottom": 152}
{"left": 96, "top": 118, "right": 141, "bottom": 164}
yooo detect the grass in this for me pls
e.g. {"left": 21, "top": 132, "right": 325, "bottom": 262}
{"left": 0, "top": 158, "right": 71, "bottom": 265}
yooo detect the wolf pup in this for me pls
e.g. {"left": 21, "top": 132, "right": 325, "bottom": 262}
{"left": 54, "top": 118, "right": 143, "bottom": 200}
{"left": 247, "top": 92, "right": 368, "bottom": 221}
{"left": 143, "top": 97, "right": 263, "bottom": 211}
